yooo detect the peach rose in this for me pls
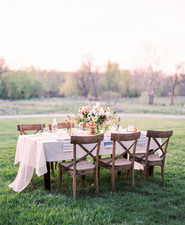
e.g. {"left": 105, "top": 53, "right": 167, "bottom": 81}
{"left": 86, "top": 121, "right": 95, "bottom": 127}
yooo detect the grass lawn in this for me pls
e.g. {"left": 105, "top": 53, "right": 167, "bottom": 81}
{"left": 0, "top": 117, "right": 185, "bottom": 224}
{"left": 0, "top": 96, "right": 185, "bottom": 115}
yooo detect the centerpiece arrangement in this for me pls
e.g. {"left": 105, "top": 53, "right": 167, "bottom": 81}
{"left": 65, "top": 103, "right": 120, "bottom": 135}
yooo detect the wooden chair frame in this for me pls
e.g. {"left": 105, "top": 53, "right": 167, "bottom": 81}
{"left": 58, "top": 134, "right": 104, "bottom": 199}
{"left": 49, "top": 122, "right": 75, "bottom": 171}
{"left": 134, "top": 130, "right": 173, "bottom": 184}
{"left": 17, "top": 124, "right": 45, "bottom": 135}
{"left": 99, "top": 132, "right": 141, "bottom": 193}
{"left": 48, "top": 122, "right": 74, "bottom": 131}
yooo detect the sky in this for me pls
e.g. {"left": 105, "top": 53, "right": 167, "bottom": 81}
{"left": 0, "top": 0, "right": 185, "bottom": 73}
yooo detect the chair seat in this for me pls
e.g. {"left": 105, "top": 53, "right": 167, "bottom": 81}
{"left": 99, "top": 157, "right": 132, "bottom": 167}
{"left": 60, "top": 160, "right": 95, "bottom": 171}
{"left": 135, "top": 153, "right": 163, "bottom": 162}
{"left": 135, "top": 153, "right": 145, "bottom": 159}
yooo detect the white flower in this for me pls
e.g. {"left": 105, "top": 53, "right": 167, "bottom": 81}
{"left": 105, "top": 111, "right": 111, "bottom": 117}
{"left": 92, "top": 117, "right": 97, "bottom": 122}
{"left": 99, "top": 108, "right": 104, "bottom": 116}
{"left": 89, "top": 109, "right": 94, "bottom": 115}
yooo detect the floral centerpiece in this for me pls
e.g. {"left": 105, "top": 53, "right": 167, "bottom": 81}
{"left": 65, "top": 103, "right": 120, "bottom": 134}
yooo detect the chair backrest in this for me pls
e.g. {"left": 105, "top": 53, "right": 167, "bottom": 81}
{"left": 48, "top": 122, "right": 74, "bottom": 131}
{"left": 17, "top": 124, "right": 45, "bottom": 135}
{"left": 110, "top": 132, "right": 141, "bottom": 164}
{"left": 64, "top": 134, "right": 104, "bottom": 172}
{"left": 146, "top": 130, "right": 173, "bottom": 159}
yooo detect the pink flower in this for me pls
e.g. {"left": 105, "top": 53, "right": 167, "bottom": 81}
{"left": 84, "top": 106, "right": 90, "bottom": 112}
{"left": 79, "top": 107, "right": 84, "bottom": 113}
{"left": 86, "top": 121, "right": 95, "bottom": 127}
{"left": 79, "top": 106, "right": 90, "bottom": 114}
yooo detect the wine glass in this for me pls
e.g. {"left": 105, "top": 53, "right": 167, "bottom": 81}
{"left": 43, "top": 127, "right": 49, "bottom": 134}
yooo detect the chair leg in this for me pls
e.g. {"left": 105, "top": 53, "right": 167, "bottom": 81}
{"left": 51, "top": 162, "right": 54, "bottom": 176}
{"left": 111, "top": 171, "right": 115, "bottom": 193}
{"left": 58, "top": 164, "right": 62, "bottom": 190}
{"left": 148, "top": 166, "right": 154, "bottom": 176}
{"left": 98, "top": 166, "right": 100, "bottom": 178}
{"left": 82, "top": 175, "right": 85, "bottom": 186}
{"left": 126, "top": 170, "right": 130, "bottom": 179}
{"left": 131, "top": 168, "right": 135, "bottom": 187}
{"left": 117, "top": 171, "right": 121, "bottom": 183}
{"left": 98, "top": 156, "right": 101, "bottom": 178}
{"left": 55, "top": 162, "right": 58, "bottom": 169}
{"left": 161, "top": 165, "right": 164, "bottom": 183}
{"left": 96, "top": 169, "right": 99, "bottom": 194}
{"left": 73, "top": 177, "right": 77, "bottom": 199}
{"left": 143, "top": 166, "right": 147, "bottom": 184}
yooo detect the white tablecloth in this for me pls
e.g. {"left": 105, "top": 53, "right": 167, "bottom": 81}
{"left": 8, "top": 132, "right": 160, "bottom": 192}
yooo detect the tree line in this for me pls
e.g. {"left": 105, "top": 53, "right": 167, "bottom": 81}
{"left": 0, "top": 58, "right": 185, "bottom": 105}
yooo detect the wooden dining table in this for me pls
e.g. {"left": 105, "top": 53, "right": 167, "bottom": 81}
{"left": 9, "top": 131, "right": 160, "bottom": 192}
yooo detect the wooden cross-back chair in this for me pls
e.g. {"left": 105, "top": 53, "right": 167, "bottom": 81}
{"left": 17, "top": 124, "right": 45, "bottom": 135}
{"left": 58, "top": 133, "right": 104, "bottom": 199}
{"left": 134, "top": 130, "right": 173, "bottom": 184}
{"left": 49, "top": 122, "right": 75, "bottom": 171}
{"left": 48, "top": 122, "right": 74, "bottom": 131}
{"left": 99, "top": 132, "right": 141, "bottom": 193}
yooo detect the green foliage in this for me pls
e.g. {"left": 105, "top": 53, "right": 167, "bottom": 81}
{"left": 0, "top": 57, "right": 8, "bottom": 75}
{"left": 155, "top": 75, "right": 171, "bottom": 97}
{"left": 0, "top": 69, "right": 67, "bottom": 100}
{"left": 0, "top": 117, "right": 184, "bottom": 224}
{"left": 100, "top": 62, "right": 141, "bottom": 98}
{"left": 60, "top": 73, "right": 79, "bottom": 96}
{"left": 100, "top": 61, "right": 121, "bottom": 95}
{"left": 0, "top": 71, "right": 46, "bottom": 99}
{"left": 45, "top": 71, "right": 66, "bottom": 95}
{"left": 74, "top": 71, "right": 91, "bottom": 98}
{"left": 0, "top": 60, "right": 185, "bottom": 101}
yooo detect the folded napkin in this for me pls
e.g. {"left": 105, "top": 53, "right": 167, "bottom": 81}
{"left": 104, "top": 135, "right": 113, "bottom": 149}
{"left": 62, "top": 139, "right": 73, "bottom": 152}
{"left": 137, "top": 132, "right": 147, "bottom": 147}
{"left": 104, "top": 132, "right": 147, "bottom": 148}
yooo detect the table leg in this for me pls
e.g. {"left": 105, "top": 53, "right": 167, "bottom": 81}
{"left": 44, "top": 162, "right": 50, "bottom": 190}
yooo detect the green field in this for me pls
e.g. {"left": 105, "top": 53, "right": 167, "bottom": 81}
{"left": 0, "top": 96, "right": 185, "bottom": 115}
{"left": 0, "top": 117, "right": 185, "bottom": 224}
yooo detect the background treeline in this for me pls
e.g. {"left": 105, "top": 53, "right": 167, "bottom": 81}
{"left": 0, "top": 58, "right": 185, "bottom": 104}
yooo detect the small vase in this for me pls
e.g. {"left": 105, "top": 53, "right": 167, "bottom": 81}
{"left": 89, "top": 127, "right": 95, "bottom": 135}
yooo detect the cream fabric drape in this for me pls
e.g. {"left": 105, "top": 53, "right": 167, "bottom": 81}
{"left": 9, "top": 132, "right": 160, "bottom": 192}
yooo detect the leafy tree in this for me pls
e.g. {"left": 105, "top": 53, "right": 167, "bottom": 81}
{"left": 75, "top": 70, "right": 90, "bottom": 98}
{"left": 0, "top": 57, "right": 8, "bottom": 76}
{"left": 44, "top": 70, "right": 65, "bottom": 96}
{"left": 103, "top": 61, "right": 120, "bottom": 92}
{"left": 60, "top": 73, "right": 79, "bottom": 96}
{"left": 80, "top": 56, "right": 99, "bottom": 100}
{"left": 170, "top": 63, "right": 185, "bottom": 105}
{"left": 0, "top": 71, "right": 46, "bottom": 99}
{"left": 101, "top": 61, "right": 139, "bottom": 99}
{"left": 139, "top": 42, "right": 165, "bottom": 104}
{"left": 178, "top": 75, "right": 185, "bottom": 96}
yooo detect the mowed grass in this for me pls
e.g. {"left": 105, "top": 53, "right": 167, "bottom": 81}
{"left": 0, "top": 96, "right": 185, "bottom": 115}
{"left": 0, "top": 117, "right": 185, "bottom": 225}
